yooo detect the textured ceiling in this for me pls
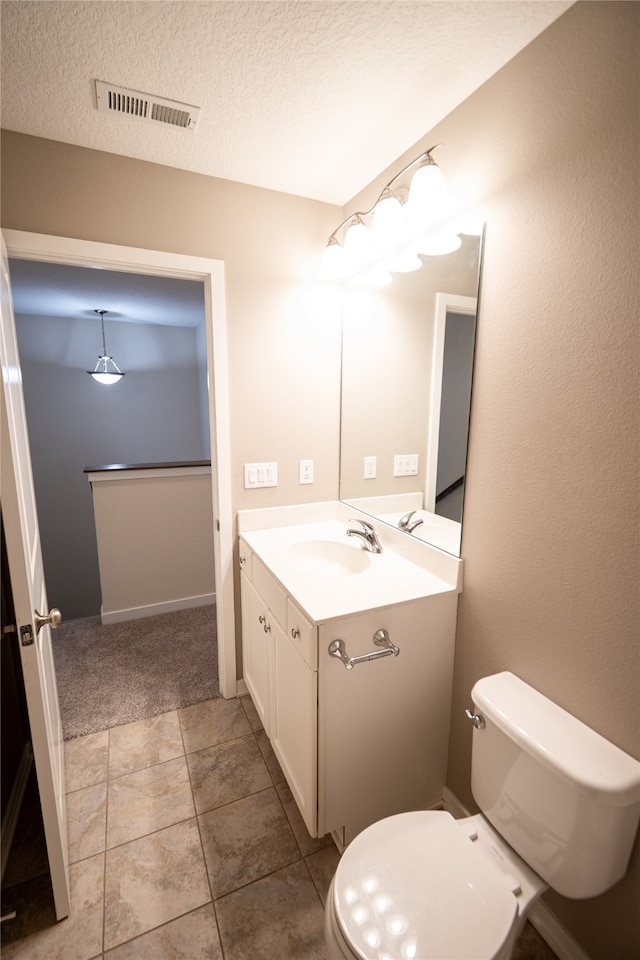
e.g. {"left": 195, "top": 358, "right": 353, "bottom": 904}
{"left": 1, "top": 0, "right": 573, "bottom": 206}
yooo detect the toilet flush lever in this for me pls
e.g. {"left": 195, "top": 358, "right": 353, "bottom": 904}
{"left": 465, "top": 709, "right": 485, "bottom": 729}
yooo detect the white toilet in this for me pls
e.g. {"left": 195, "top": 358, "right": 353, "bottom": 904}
{"left": 325, "top": 671, "right": 640, "bottom": 960}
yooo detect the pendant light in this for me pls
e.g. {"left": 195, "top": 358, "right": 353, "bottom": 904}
{"left": 87, "top": 309, "right": 125, "bottom": 385}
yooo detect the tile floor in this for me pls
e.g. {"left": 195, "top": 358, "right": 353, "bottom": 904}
{"left": 1, "top": 694, "right": 560, "bottom": 960}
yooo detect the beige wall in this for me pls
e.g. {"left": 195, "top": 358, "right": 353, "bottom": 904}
{"left": 1, "top": 1, "right": 638, "bottom": 955}
{"left": 0, "top": 130, "right": 342, "bottom": 515}
{"left": 342, "top": 1, "right": 639, "bottom": 956}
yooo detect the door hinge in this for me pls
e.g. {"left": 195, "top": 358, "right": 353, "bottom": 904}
{"left": 1, "top": 624, "right": 17, "bottom": 639}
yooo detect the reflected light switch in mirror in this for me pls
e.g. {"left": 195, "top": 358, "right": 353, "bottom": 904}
{"left": 394, "top": 454, "right": 419, "bottom": 477}
{"left": 364, "top": 456, "right": 377, "bottom": 479}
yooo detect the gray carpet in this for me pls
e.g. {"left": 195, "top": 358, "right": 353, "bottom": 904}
{"left": 52, "top": 605, "right": 219, "bottom": 740}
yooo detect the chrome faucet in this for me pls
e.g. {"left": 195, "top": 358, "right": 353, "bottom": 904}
{"left": 398, "top": 510, "right": 424, "bottom": 535}
{"left": 346, "top": 518, "right": 382, "bottom": 554}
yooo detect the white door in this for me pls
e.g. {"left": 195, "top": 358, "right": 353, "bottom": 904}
{"left": 0, "top": 237, "right": 70, "bottom": 919}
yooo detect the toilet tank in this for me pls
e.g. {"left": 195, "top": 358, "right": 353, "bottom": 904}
{"left": 470, "top": 672, "right": 640, "bottom": 899}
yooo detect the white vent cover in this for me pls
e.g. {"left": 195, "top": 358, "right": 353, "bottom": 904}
{"left": 95, "top": 80, "right": 200, "bottom": 131}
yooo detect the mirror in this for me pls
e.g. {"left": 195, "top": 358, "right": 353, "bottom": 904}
{"left": 339, "top": 231, "right": 484, "bottom": 556}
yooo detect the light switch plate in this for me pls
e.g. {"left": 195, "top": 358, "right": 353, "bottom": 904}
{"left": 244, "top": 462, "right": 278, "bottom": 488}
{"left": 393, "top": 454, "right": 419, "bottom": 477}
{"left": 364, "top": 456, "right": 377, "bottom": 479}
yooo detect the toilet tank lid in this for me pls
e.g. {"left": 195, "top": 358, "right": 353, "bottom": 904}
{"left": 472, "top": 672, "right": 640, "bottom": 806}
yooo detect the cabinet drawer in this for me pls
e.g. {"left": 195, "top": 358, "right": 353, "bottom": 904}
{"left": 253, "top": 557, "right": 286, "bottom": 628}
{"left": 286, "top": 598, "right": 317, "bottom": 670}
{"left": 238, "top": 541, "right": 253, "bottom": 580}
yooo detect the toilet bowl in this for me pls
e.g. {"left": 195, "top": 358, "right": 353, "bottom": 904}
{"left": 324, "top": 672, "right": 640, "bottom": 960}
{"left": 324, "top": 810, "right": 545, "bottom": 960}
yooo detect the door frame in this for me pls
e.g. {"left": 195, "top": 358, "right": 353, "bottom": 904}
{"left": 425, "top": 292, "right": 477, "bottom": 513}
{"left": 2, "top": 229, "right": 236, "bottom": 697}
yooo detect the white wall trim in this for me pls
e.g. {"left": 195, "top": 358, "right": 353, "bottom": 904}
{"left": 236, "top": 678, "right": 248, "bottom": 697}
{"left": 2, "top": 229, "right": 236, "bottom": 698}
{"left": 101, "top": 592, "right": 216, "bottom": 625}
{"left": 441, "top": 787, "right": 591, "bottom": 960}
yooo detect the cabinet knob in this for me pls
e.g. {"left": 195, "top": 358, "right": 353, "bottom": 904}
{"left": 239, "top": 555, "right": 246, "bottom": 565}
{"left": 291, "top": 627, "right": 300, "bottom": 639}
{"left": 263, "top": 622, "right": 271, "bottom": 633}
{"left": 258, "top": 615, "right": 266, "bottom": 624}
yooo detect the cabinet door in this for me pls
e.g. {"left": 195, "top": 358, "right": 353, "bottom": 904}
{"left": 240, "top": 574, "right": 273, "bottom": 735}
{"left": 272, "top": 624, "right": 318, "bottom": 837}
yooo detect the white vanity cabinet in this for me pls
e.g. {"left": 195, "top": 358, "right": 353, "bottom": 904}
{"left": 239, "top": 532, "right": 460, "bottom": 845}
{"left": 239, "top": 543, "right": 318, "bottom": 834}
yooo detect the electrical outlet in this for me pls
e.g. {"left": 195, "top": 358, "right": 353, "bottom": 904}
{"left": 364, "top": 456, "right": 377, "bottom": 479}
{"left": 299, "top": 459, "right": 314, "bottom": 484}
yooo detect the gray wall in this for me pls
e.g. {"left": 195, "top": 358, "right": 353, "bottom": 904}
{"left": 15, "top": 312, "right": 209, "bottom": 619}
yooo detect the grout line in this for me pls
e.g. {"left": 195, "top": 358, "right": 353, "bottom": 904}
{"left": 101, "top": 728, "right": 110, "bottom": 957}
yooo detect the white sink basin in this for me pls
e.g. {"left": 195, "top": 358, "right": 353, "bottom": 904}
{"left": 284, "top": 540, "right": 371, "bottom": 576}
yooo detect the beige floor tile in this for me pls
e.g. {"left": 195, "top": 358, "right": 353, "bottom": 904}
{"left": 276, "top": 779, "right": 333, "bottom": 857}
{"left": 199, "top": 786, "right": 300, "bottom": 897}
{"left": 107, "top": 756, "right": 195, "bottom": 848}
{"left": 104, "top": 903, "right": 223, "bottom": 960}
{"left": 67, "top": 782, "right": 107, "bottom": 863}
{"left": 108, "top": 711, "right": 183, "bottom": 779}
{"left": 65, "top": 730, "right": 109, "bottom": 792}
{"left": 104, "top": 818, "right": 210, "bottom": 951}
{"left": 255, "top": 727, "right": 285, "bottom": 784}
{"left": 305, "top": 845, "right": 340, "bottom": 906}
{"left": 186, "top": 734, "right": 272, "bottom": 814}
{"left": 239, "top": 693, "right": 263, "bottom": 732}
{"left": 0, "top": 854, "right": 104, "bottom": 960}
{"left": 215, "top": 859, "right": 326, "bottom": 960}
{"left": 178, "top": 697, "right": 251, "bottom": 754}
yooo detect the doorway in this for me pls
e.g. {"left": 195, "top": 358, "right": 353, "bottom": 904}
{"left": 2, "top": 230, "right": 235, "bottom": 699}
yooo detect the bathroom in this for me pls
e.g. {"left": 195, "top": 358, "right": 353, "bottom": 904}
{"left": 0, "top": 2, "right": 638, "bottom": 959}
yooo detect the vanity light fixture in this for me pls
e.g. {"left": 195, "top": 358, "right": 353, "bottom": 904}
{"left": 87, "top": 309, "right": 125, "bottom": 384}
{"left": 318, "top": 145, "right": 481, "bottom": 286}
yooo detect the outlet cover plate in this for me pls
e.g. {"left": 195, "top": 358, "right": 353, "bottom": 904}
{"left": 299, "top": 459, "right": 314, "bottom": 484}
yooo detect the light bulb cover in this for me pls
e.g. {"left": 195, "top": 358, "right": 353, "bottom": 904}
{"left": 87, "top": 354, "right": 125, "bottom": 385}
{"left": 404, "top": 161, "right": 453, "bottom": 228}
{"left": 417, "top": 231, "right": 462, "bottom": 257}
{"left": 317, "top": 238, "right": 345, "bottom": 281}
{"left": 370, "top": 194, "right": 406, "bottom": 253}
{"left": 343, "top": 218, "right": 372, "bottom": 271}
{"left": 387, "top": 250, "right": 423, "bottom": 273}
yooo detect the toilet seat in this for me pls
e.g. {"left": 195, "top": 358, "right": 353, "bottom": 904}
{"left": 331, "top": 811, "right": 519, "bottom": 960}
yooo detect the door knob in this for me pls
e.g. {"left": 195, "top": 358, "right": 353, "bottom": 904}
{"left": 34, "top": 608, "right": 62, "bottom": 635}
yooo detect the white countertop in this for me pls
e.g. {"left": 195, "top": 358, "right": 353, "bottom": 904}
{"left": 239, "top": 513, "right": 460, "bottom": 623}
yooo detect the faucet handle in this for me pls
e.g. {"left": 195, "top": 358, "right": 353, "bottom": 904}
{"left": 348, "top": 517, "right": 375, "bottom": 533}
{"left": 398, "top": 511, "right": 416, "bottom": 529}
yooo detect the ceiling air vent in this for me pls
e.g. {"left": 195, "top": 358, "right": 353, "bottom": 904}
{"left": 95, "top": 80, "right": 200, "bottom": 131}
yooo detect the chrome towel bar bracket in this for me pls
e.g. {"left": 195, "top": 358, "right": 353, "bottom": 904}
{"left": 328, "top": 629, "right": 399, "bottom": 670}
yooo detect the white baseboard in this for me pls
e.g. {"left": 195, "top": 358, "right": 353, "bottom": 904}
{"left": 236, "top": 678, "right": 248, "bottom": 697}
{"left": 1, "top": 743, "right": 33, "bottom": 882}
{"left": 101, "top": 592, "right": 216, "bottom": 625}
{"left": 441, "top": 788, "right": 590, "bottom": 960}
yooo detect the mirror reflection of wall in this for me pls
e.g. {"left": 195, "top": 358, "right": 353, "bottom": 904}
{"left": 340, "top": 231, "right": 483, "bottom": 557}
